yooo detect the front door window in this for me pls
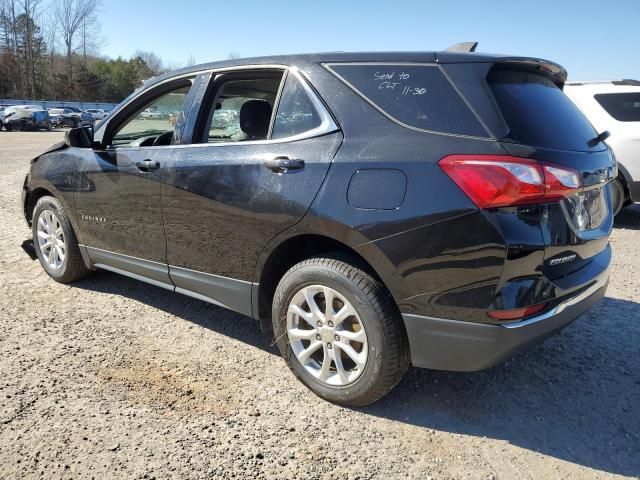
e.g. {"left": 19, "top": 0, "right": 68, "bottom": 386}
{"left": 111, "top": 83, "right": 192, "bottom": 147}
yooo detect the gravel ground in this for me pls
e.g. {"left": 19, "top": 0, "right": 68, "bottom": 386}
{"left": 0, "top": 131, "right": 638, "bottom": 479}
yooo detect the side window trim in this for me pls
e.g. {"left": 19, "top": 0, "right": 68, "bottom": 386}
{"left": 177, "top": 72, "right": 212, "bottom": 145}
{"left": 267, "top": 69, "right": 289, "bottom": 139}
{"left": 190, "top": 67, "right": 339, "bottom": 148}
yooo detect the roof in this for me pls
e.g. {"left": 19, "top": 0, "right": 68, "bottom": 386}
{"left": 143, "top": 50, "right": 567, "bottom": 88}
{"left": 566, "top": 79, "right": 640, "bottom": 87}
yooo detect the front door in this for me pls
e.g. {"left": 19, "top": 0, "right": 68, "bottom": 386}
{"left": 161, "top": 69, "right": 342, "bottom": 314}
{"left": 74, "top": 79, "right": 195, "bottom": 286}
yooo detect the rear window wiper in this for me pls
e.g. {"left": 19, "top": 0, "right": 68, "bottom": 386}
{"left": 588, "top": 130, "right": 610, "bottom": 148}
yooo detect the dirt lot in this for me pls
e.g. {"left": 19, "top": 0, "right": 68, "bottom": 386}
{"left": 0, "top": 131, "right": 638, "bottom": 479}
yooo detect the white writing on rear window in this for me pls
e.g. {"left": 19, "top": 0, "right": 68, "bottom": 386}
{"left": 373, "top": 71, "right": 428, "bottom": 96}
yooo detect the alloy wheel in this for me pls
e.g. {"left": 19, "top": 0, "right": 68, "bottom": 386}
{"left": 36, "top": 209, "right": 66, "bottom": 269}
{"left": 287, "top": 285, "right": 368, "bottom": 386}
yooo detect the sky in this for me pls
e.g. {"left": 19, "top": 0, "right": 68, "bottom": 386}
{"left": 99, "top": 0, "right": 640, "bottom": 81}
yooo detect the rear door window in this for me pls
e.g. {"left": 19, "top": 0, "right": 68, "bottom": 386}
{"left": 198, "top": 74, "right": 283, "bottom": 143}
{"left": 326, "top": 63, "right": 489, "bottom": 137}
{"left": 488, "top": 69, "right": 599, "bottom": 151}
{"left": 594, "top": 92, "right": 640, "bottom": 122}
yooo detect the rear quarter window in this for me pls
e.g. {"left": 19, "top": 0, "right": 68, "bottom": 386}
{"left": 594, "top": 92, "right": 640, "bottom": 122}
{"left": 326, "top": 63, "right": 489, "bottom": 138}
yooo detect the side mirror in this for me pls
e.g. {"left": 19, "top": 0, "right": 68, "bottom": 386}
{"left": 65, "top": 126, "right": 94, "bottom": 148}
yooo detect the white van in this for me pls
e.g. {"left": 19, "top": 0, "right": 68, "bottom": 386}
{"left": 565, "top": 80, "right": 640, "bottom": 214}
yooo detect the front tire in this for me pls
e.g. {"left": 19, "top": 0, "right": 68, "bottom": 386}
{"left": 272, "top": 255, "right": 410, "bottom": 406}
{"left": 32, "top": 196, "right": 91, "bottom": 283}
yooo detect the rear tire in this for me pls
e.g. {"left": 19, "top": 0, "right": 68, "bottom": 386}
{"left": 611, "top": 177, "right": 626, "bottom": 216}
{"left": 272, "top": 255, "right": 410, "bottom": 406}
{"left": 32, "top": 196, "right": 91, "bottom": 283}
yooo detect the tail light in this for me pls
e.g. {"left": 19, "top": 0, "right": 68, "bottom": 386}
{"left": 487, "top": 303, "right": 548, "bottom": 321}
{"left": 439, "top": 155, "right": 582, "bottom": 208}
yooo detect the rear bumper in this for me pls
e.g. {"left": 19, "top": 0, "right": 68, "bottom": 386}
{"left": 403, "top": 269, "right": 609, "bottom": 371}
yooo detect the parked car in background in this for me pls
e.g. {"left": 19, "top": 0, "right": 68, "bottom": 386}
{"left": 85, "top": 109, "right": 108, "bottom": 121}
{"left": 140, "top": 108, "right": 164, "bottom": 119}
{"left": 565, "top": 79, "right": 640, "bottom": 215}
{"left": 4, "top": 108, "right": 51, "bottom": 131}
{"left": 21, "top": 49, "right": 615, "bottom": 406}
{"left": 2, "top": 105, "right": 43, "bottom": 122}
{"left": 48, "top": 108, "right": 94, "bottom": 128}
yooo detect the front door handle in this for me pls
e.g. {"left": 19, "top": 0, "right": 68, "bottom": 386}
{"left": 135, "top": 159, "right": 160, "bottom": 172}
{"left": 263, "top": 156, "right": 305, "bottom": 174}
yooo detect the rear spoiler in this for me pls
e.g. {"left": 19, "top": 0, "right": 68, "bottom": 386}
{"left": 438, "top": 45, "right": 568, "bottom": 88}
{"left": 492, "top": 58, "right": 568, "bottom": 88}
{"left": 440, "top": 42, "right": 567, "bottom": 87}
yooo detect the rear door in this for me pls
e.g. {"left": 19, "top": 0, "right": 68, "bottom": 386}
{"left": 162, "top": 68, "right": 342, "bottom": 315}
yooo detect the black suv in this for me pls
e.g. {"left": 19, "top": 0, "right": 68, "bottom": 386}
{"left": 21, "top": 48, "right": 615, "bottom": 405}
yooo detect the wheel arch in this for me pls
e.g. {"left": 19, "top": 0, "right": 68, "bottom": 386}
{"left": 25, "top": 187, "right": 55, "bottom": 227}
{"left": 26, "top": 175, "right": 85, "bottom": 246}
{"left": 617, "top": 162, "right": 634, "bottom": 204}
{"left": 253, "top": 232, "right": 387, "bottom": 332}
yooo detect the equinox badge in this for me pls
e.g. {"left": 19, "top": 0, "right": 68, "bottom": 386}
{"left": 549, "top": 254, "right": 577, "bottom": 266}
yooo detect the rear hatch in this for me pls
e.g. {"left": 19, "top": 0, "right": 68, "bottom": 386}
{"left": 486, "top": 64, "right": 615, "bottom": 283}
{"left": 440, "top": 56, "right": 615, "bottom": 289}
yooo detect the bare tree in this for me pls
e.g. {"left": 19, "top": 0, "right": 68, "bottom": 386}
{"left": 227, "top": 52, "right": 241, "bottom": 60}
{"left": 18, "top": 0, "right": 44, "bottom": 98}
{"left": 41, "top": 8, "right": 58, "bottom": 97}
{"left": 135, "top": 50, "right": 163, "bottom": 75}
{"left": 0, "top": 0, "right": 23, "bottom": 95}
{"left": 54, "top": 0, "right": 101, "bottom": 97}
{"left": 79, "top": 11, "right": 101, "bottom": 65}
{"left": 185, "top": 54, "right": 195, "bottom": 67}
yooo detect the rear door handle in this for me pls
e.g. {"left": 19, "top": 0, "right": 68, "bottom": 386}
{"left": 135, "top": 159, "right": 160, "bottom": 172}
{"left": 263, "top": 156, "right": 305, "bottom": 174}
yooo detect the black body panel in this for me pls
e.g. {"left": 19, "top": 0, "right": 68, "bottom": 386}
{"left": 161, "top": 133, "right": 342, "bottom": 281}
{"left": 21, "top": 50, "right": 614, "bottom": 373}
{"left": 74, "top": 147, "right": 170, "bottom": 266}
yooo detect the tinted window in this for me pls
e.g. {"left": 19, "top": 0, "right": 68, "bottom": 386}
{"left": 327, "top": 64, "right": 488, "bottom": 137}
{"left": 112, "top": 84, "right": 192, "bottom": 147}
{"left": 488, "top": 69, "right": 599, "bottom": 151}
{"left": 200, "top": 75, "right": 282, "bottom": 143}
{"left": 595, "top": 93, "right": 640, "bottom": 122}
{"left": 272, "top": 74, "right": 321, "bottom": 139}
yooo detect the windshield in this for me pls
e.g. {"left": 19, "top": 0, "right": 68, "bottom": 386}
{"left": 488, "top": 69, "right": 600, "bottom": 151}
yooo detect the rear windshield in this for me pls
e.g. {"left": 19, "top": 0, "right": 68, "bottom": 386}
{"left": 594, "top": 92, "right": 640, "bottom": 122}
{"left": 327, "top": 64, "right": 489, "bottom": 137}
{"left": 488, "top": 69, "right": 599, "bottom": 151}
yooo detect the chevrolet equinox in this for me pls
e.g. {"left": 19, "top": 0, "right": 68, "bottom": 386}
{"left": 21, "top": 46, "right": 616, "bottom": 405}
